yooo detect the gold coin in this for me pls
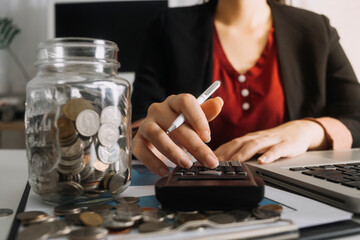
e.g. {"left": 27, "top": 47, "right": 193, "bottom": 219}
{"left": 79, "top": 211, "right": 103, "bottom": 227}
{"left": 63, "top": 98, "right": 93, "bottom": 121}
{"left": 103, "top": 171, "right": 116, "bottom": 189}
{"left": 56, "top": 115, "right": 77, "bottom": 142}
{"left": 259, "top": 204, "right": 283, "bottom": 214}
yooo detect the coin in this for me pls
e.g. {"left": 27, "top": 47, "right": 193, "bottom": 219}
{"left": 68, "top": 226, "right": 108, "bottom": 240}
{"left": 109, "top": 227, "right": 131, "bottom": 235}
{"left": 55, "top": 181, "right": 84, "bottom": 197}
{"left": 76, "top": 109, "right": 100, "bottom": 137}
{"left": 175, "top": 213, "right": 206, "bottom": 226}
{"left": 208, "top": 213, "right": 236, "bottom": 224}
{"left": 228, "top": 209, "right": 251, "bottom": 222}
{"left": 103, "top": 171, "right": 116, "bottom": 189}
{"left": 259, "top": 204, "right": 283, "bottom": 214}
{"left": 65, "top": 213, "right": 83, "bottom": 226}
{"left": 54, "top": 204, "right": 82, "bottom": 216}
{"left": 115, "top": 203, "right": 142, "bottom": 222}
{"left": 97, "top": 144, "right": 121, "bottom": 164}
{"left": 79, "top": 211, "right": 103, "bottom": 227}
{"left": 60, "top": 137, "right": 84, "bottom": 159}
{"left": 252, "top": 208, "right": 280, "bottom": 219}
{"left": 98, "top": 122, "right": 119, "bottom": 147}
{"left": 63, "top": 98, "right": 93, "bottom": 121}
{"left": 16, "top": 211, "right": 48, "bottom": 224}
{"left": 0, "top": 208, "right": 13, "bottom": 217}
{"left": 138, "top": 221, "right": 172, "bottom": 233}
{"left": 142, "top": 209, "right": 167, "bottom": 222}
{"left": 93, "top": 158, "right": 109, "bottom": 172}
{"left": 17, "top": 220, "right": 71, "bottom": 240}
{"left": 100, "top": 106, "right": 122, "bottom": 127}
{"left": 115, "top": 197, "right": 140, "bottom": 204}
{"left": 109, "top": 174, "right": 126, "bottom": 194}
{"left": 56, "top": 115, "right": 77, "bottom": 143}
{"left": 103, "top": 219, "right": 135, "bottom": 230}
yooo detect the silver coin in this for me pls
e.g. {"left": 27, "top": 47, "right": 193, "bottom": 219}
{"left": 109, "top": 174, "right": 126, "bottom": 194}
{"left": 98, "top": 122, "right": 119, "bottom": 147}
{"left": 59, "top": 153, "right": 84, "bottom": 167}
{"left": 174, "top": 213, "right": 206, "bottom": 226}
{"left": 17, "top": 220, "right": 71, "bottom": 240}
{"left": 102, "top": 219, "right": 134, "bottom": 230}
{"left": 115, "top": 196, "right": 140, "bottom": 204}
{"left": 55, "top": 181, "right": 84, "bottom": 197}
{"left": 60, "top": 137, "right": 84, "bottom": 159}
{"left": 97, "top": 143, "right": 120, "bottom": 164}
{"left": 252, "top": 208, "right": 280, "bottom": 219}
{"left": 17, "top": 211, "right": 49, "bottom": 224}
{"left": 138, "top": 221, "right": 172, "bottom": 233}
{"left": 227, "top": 210, "right": 251, "bottom": 222}
{"left": 54, "top": 204, "right": 82, "bottom": 216}
{"left": 68, "top": 226, "right": 108, "bottom": 240}
{"left": 100, "top": 106, "right": 121, "bottom": 127}
{"left": 0, "top": 208, "right": 13, "bottom": 217}
{"left": 76, "top": 109, "right": 100, "bottom": 137}
{"left": 208, "top": 213, "right": 236, "bottom": 224}
{"left": 142, "top": 209, "right": 167, "bottom": 222}
{"left": 115, "top": 203, "right": 142, "bottom": 222}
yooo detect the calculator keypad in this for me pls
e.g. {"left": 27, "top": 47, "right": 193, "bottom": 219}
{"left": 174, "top": 161, "right": 248, "bottom": 180}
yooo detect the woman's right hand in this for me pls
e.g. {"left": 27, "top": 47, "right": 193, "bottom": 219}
{"left": 132, "top": 94, "right": 223, "bottom": 177}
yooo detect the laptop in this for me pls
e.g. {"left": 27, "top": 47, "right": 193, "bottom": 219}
{"left": 246, "top": 149, "right": 360, "bottom": 213}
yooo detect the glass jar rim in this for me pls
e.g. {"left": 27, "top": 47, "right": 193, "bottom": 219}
{"left": 37, "top": 37, "right": 119, "bottom": 51}
{"left": 35, "top": 37, "right": 120, "bottom": 67}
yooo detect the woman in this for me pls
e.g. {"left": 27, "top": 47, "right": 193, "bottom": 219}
{"left": 131, "top": 0, "right": 360, "bottom": 177}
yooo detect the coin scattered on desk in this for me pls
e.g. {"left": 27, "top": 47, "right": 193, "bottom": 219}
{"left": 0, "top": 208, "right": 13, "bottom": 217}
{"left": 252, "top": 207, "right": 280, "bottom": 219}
{"left": 79, "top": 211, "right": 103, "bottom": 227}
{"left": 16, "top": 211, "right": 49, "bottom": 225}
{"left": 17, "top": 196, "right": 284, "bottom": 238}
{"left": 259, "top": 204, "right": 283, "bottom": 214}
{"left": 68, "top": 226, "right": 108, "bottom": 240}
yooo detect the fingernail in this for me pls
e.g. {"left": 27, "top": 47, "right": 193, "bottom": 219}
{"left": 206, "top": 154, "right": 219, "bottom": 168}
{"left": 158, "top": 167, "right": 170, "bottom": 177}
{"left": 258, "top": 156, "right": 268, "bottom": 164}
{"left": 201, "top": 130, "right": 211, "bottom": 143}
{"left": 180, "top": 155, "right": 193, "bottom": 169}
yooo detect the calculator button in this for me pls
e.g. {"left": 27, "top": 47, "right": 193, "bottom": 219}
{"left": 199, "top": 170, "right": 222, "bottom": 176}
{"left": 237, "top": 172, "right": 247, "bottom": 177}
{"left": 185, "top": 172, "right": 196, "bottom": 176}
{"left": 174, "top": 172, "right": 183, "bottom": 176}
{"left": 225, "top": 171, "right": 236, "bottom": 175}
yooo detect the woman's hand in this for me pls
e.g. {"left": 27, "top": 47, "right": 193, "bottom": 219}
{"left": 132, "top": 94, "right": 223, "bottom": 177}
{"left": 214, "top": 120, "right": 330, "bottom": 164}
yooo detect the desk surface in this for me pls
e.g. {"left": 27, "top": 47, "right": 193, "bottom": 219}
{"left": 1, "top": 149, "right": 360, "bottom": 240}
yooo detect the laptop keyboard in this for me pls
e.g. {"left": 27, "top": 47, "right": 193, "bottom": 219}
{"left": 290, "top": 163, "right": 360, "bottom": 189}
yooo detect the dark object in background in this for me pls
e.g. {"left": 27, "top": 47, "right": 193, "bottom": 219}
{"left": 55, "top": 0, "right": 168, "bottom": 72}
{"left": 0, "top": 95, "right": 25, "bottom": 121}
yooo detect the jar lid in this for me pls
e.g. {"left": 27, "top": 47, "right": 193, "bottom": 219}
{"left": 35, "top": 37, "right": 120, "bottom": 68}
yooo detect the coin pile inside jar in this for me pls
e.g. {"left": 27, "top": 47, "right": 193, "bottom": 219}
{"left": 27, "top": 96, "right": 131, "bottom": 204}
{"left": 16, "top": 197, "right": 282, "bottom": 240}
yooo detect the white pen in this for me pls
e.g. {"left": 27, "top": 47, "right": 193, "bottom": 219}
{"left": 166, "top": 80, "right": 221, "bottom": 134}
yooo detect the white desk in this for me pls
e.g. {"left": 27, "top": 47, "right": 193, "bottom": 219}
{"left": 1, "top": 149, "right": 360, "bottom": 240}
{"left": 0, "top": 150, "right": 28, "bottom": 240}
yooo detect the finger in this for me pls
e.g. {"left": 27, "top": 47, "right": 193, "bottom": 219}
{"left": 214, "top": 138, "right": 246, "bottom": 161}
{"left": 172, "top": 123, "right": 218, "bottom": 168}
{"left": 139, "top": 120, "right": 193, "bottom": 168}
{"left": 230, "top": 136, "right": 281, "bottom": 162}
{"left": 168, "top": 94, "right": 211, "bottom": 143}
{"left": 257, "top": 141, "right": 291, "bottom": 164}
{"left": 201, "top": 97, "right": 224, "bottom": 122}
{"left": 132, "top": 135, "right": 170, "bottom": 177}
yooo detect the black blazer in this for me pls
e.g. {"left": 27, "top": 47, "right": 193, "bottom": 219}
{"left": 132, "top": 1, "right": 360, "bottom": 147}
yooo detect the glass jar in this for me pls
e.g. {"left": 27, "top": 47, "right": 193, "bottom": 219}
{"left": 25, "top": 38, "right": 132, "bottom": 205}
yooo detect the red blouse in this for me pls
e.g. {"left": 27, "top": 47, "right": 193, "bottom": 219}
{"left": 209, "top": 26, "right": 285, "bottom": 150}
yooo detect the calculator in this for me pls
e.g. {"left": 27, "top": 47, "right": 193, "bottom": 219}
{"left": 155, "top": 160, "right": 264, "bottom": 211}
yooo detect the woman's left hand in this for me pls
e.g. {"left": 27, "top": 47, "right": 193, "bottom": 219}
{"left": 214, "top": 120, "right": 330, "bottom": 164}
